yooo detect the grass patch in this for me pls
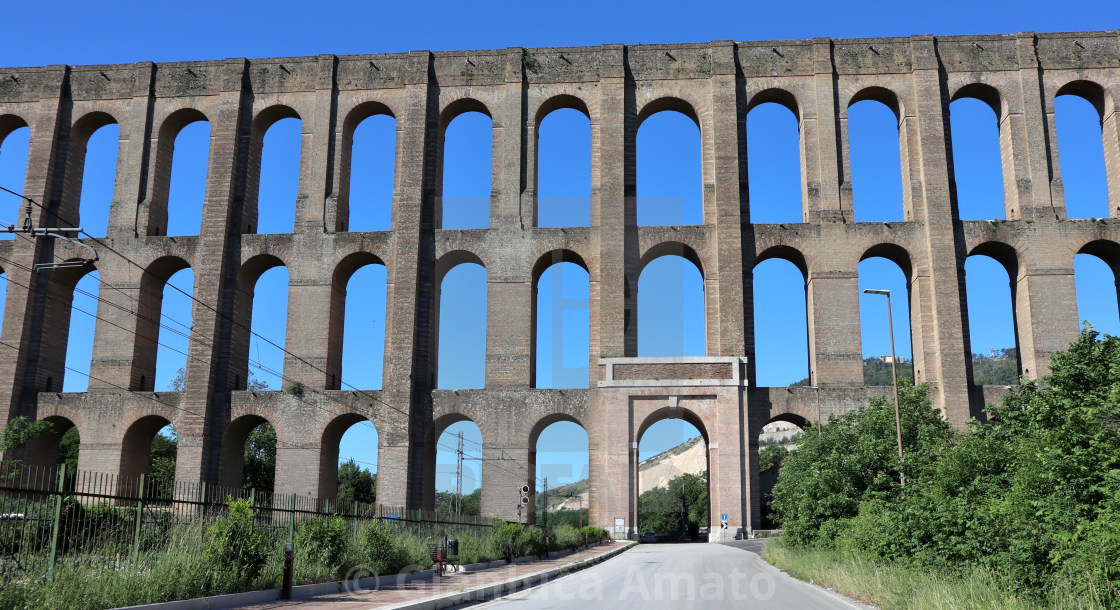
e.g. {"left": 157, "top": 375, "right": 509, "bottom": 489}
{"left": 759, "top": 539, "right": 1114, "bottom": 609}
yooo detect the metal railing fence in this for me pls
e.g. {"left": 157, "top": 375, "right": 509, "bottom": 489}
{"left": 0, "top": 462, "right": 497, "bottom": 582}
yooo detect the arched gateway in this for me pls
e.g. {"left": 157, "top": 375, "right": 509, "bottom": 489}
{"left": 593, "top": 356, "right": 747, "bottom": 540}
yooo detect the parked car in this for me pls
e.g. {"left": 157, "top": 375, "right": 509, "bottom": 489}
{"left": 640, "top": 531, "right": 657, "bottom": 543}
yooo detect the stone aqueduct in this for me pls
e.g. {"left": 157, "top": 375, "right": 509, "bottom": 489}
{"left": 0, "top": 30, "right": 1118, "bottom": 540}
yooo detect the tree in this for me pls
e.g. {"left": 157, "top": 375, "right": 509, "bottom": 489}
{"left": 0, "top": 416, "right": 53, "bottom": 454}
{"left": 971, "top": 349, "right": 1019, "bottom": 385}
{"left": 433, "top": 488, "right": 481, "bottom": 517}
{"left": 58, "top": 427, "right": 79, "bottom": 473}
{"left": 1, "top": 416, "right": 54, "bottom": 472}
{"left": 336, "top": 458, "right": 376, "bottom": 504}
{"left": 768, "top": 328, "right": 1120, "bottom": 602}
{"left": 248, "top": 372, "right": 270, "bottom": 391}
{"left": 637, "top": 471, "right": 709, "bottom": 538}
{"left": 758, "top": 445, "right": 788, "bottom": 473}
{"left": 460, "top": 488, "right": 481, "bottom": 516}
{"left": 770, "top": 378, "right": 953, "bottom": 547}
{"left": 149, "top": 427, "right": 177, "bottom": 487}
{"left": 242, "top": 423, "right": 276, "bottom": 493}
{"left": 169, "top": 367, "right": 185, "bottom": 392}
{"left": 861, "top": 357, "right": 914, "bottom": 386}
{"left": 541, "top": 508, "right": 588, "bottom": 528}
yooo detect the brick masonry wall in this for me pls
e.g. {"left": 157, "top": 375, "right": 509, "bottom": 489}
{"left": 613, "top": 362, "right": 734, "bottom": 380}
{"left": 0, "top": 31, "right": 1115, "bottom": 531}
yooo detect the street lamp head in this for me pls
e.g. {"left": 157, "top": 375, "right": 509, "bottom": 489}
{"left": 864, "top": 289, "right": 890, "bottom": 295}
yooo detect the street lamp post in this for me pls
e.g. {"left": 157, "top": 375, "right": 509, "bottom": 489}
{"left": 864, "top": 289, "right": 904, "bottom": 486}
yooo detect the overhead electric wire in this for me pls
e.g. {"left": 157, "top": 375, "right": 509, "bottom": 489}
{"left": 3, "top": 186, "right": 419, "bottom": 428}
{"left": 1, "top": 182, "right": 556, "bottom": 493}
{"left": 0, "top": 335, "right": 372, "bottom": 473}
{"left": 3, "top": 215, "right": 399, "bottom": 439}
{"left": 0, "top": 264, "right": 389, "bottom": 461}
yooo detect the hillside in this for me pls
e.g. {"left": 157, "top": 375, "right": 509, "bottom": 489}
{"left": 542, "top": 436, "right": 707, "bottom": 512}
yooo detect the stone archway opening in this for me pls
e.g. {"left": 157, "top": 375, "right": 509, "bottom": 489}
{"left": 119, "top": 415, "right": 175, "bottom": 496}
{"left": 529, "top": 417, "right": 589, "bottom": 527}
{"left": 21, "top": 416, "right": 79, "bottom": 475}
{"left": 219, "top": 415, "right": 276, "bottom": 497}
{"left": 636, "top": 415, "right": 709, "bottom": 542}
{"left": 424, "top": 416, "right": 483, "bottom": 517}
{"left": 757, "top": 415, "right": 809, "bottom": 529}
{"left": 322, "top": 414, "right": 379, "bottom": 507}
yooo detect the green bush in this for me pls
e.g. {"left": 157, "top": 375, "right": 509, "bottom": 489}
{"left": 361, "top": 522, "right": 428, "bottom": 575}
{"left": 295, "top": 515, "right": 349, "bottom": 577}
{"left": 758, "top": 445, "right": 788, "bottom": 473}
{"left": 580, "top": 525, "right": 608, "bottom": 542}
{"left": 205, "top": 497, "right": 271, "bottom": 589}
{"left": 457, "top": 528, "right": 517, "bottom": 564}
{"left": 551, "top": 524, "right": 581, "bottom": 549}
{"left": 636, "top": 472, "right": 709, "bottom": 539}
{"left": 137, "top": 510, "right": 175, "bottom": 552}
{"left": 770, "top": 328, "right": 1120, "bottom": 604}
{"left": 515, "top": 525, "right": 546, "bottom": 558}
{"left": 771, "top": 377, "right": 953, "bottom": 546}
{"left": 490, "top": 521, "right": 522, "bottom": 559}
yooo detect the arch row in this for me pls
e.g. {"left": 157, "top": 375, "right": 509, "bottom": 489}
{"left": 25, "top": 201, "right": 1120, "bottom": 400}
{"left": 1, "top": 70, "right": 1112, "bottom": 243}
{"left": 18, "top": 389, "right": 595, "bottom": 520}
{"left": 0, "top": 35, "right": 1114, "bottom": 240}
{"left": 745, "top": 230, "right": 1119, "bottom": 391}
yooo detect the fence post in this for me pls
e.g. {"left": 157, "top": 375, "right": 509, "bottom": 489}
{"left": 132, "top": 474, "right": 145, "bottom": 561}
{"left": 249, "top": 487, "right": 256, "bottom": 508}
{"left": 47, "top": 463, "right": 66, "bottom": 580}
{"left": 288, "top": 493, "right": 296, "bottom": 543}
{"left": 199, "top": 482, "right": 207, "bottom": 520}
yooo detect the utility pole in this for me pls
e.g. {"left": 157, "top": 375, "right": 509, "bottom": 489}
{"left": 455, "top": 432, "right": 464, "bottom": 521}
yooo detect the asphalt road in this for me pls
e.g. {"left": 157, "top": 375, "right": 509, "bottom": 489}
{"left": 461, "top": 541, "right": 870, "bottom": 609}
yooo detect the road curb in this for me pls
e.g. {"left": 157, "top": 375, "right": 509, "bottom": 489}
{"left": 117, "top": 569, "right": 438, "bottom": 610}
{"left": 382, "top": 541, "right": 637, "bottom": 610}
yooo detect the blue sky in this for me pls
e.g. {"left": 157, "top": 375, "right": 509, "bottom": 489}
{"left": 0, "top": 0, "right": 1117, "bottom": 496}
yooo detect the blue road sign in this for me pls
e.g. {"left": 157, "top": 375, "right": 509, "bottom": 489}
{"left": 721, "top": 513, "right": 728, "bottom": 522}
